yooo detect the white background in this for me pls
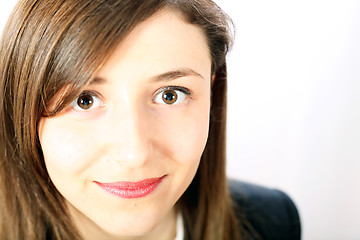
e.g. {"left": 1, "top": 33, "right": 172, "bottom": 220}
{"left": 1, "top": 1, "right": 359, "bottom": 240}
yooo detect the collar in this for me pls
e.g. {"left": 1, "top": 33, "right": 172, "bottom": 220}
{"left": 174, "top": 211, "right": 184, "bottom": 240}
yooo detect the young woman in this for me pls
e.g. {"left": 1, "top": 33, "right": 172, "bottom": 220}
{"left": 0, "top": 0, "right": 300, "bottom": 239}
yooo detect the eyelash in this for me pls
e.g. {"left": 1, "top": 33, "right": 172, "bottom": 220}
{"left": 153, "top": 86, "right": 192, "bottom": 105}
{"left": 69, "top": 85, "right": 192, "bottom": 112}
{"left": 70, "top": 91, "right": 104, "bottom": 112}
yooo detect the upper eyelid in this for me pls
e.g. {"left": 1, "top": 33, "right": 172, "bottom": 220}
{"left": 74, "top": 86, "right": 191, "bottom": 105}
{"left": 70, "top": 90, "right": 104, "bottom": 110}
{"left": 75, "top": 90, "right": 105, "bottom": 103}
{"left": 154, "top": 86, "right": 191, "bottom": 96}
{"left": 78, "top": 90, "right": 102, "bottom": 98}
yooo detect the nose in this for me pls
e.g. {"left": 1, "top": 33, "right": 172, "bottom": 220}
{"left": 102, "top": 103, "right": 153, "bottom": 168}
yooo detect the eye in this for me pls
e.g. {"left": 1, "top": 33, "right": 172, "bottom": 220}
{"left": 153, "top": 87, "right": 190, "bottom": 105}
{"left": 70, "top": 92, "right": 103, "bottom": 111}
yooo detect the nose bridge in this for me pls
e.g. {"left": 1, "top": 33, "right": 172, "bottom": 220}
{"left": 105, "top": 99, "right": 153, "bottom": 167}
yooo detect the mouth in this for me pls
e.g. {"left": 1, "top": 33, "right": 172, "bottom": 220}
{"left": 94, "top": 175, "right": 166, "bottom": 199}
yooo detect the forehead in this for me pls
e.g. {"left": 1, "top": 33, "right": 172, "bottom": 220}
{"left": 96, "top": 10, "right": 212, "bottom": 81}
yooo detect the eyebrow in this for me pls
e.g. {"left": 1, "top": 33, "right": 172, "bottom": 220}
{"left": 89, "top": 68, "right": 204, "bottom": 85}
{"left": 150, "top": 68, "right": 205, "bottom": 82}
{"left": 89, "top": 77, "right": 107, "bottom": 85}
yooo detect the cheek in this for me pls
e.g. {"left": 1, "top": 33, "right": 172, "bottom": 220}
{"left": 38, "top": 119, "right": 95, "bottom": 175}
{"left": 157, "top": 101, "right": 210, "bottom": 166}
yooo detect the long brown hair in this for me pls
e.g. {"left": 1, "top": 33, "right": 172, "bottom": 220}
{"left": 0, "top": 0, "right": 241, "bottom": 239}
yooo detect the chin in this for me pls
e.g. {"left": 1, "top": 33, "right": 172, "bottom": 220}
{"left": 95, "top": 213, "right": 163, "bottom": 238}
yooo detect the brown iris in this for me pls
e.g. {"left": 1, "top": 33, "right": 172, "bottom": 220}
{"left": 162, "top": 90, "right": 178, "bottom": 104}
{"left": 77, "top": 94, "right": 94, "bottom": 109}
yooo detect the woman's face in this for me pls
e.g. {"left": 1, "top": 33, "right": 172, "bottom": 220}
{"left": 38, "top": 10, "right": 212, "bottom": 239}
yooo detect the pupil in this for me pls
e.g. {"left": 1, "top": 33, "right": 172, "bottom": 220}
{"left": 165, "top": 92, "right": 174, "bottom": 101}
{"left": 78, "top": 95, "right": 93, "bottom": 109}
{"left": 162, "top": 90, "right": 177, "bottom": 104}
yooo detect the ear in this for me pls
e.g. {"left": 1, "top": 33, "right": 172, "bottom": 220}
{"left": 211, "top": 73, "right": 216, "bottom": 86}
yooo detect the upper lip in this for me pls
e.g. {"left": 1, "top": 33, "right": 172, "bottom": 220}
{"left": 94, "top": 175, "right": 166, "bottom": 189}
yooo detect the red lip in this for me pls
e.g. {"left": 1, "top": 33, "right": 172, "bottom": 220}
{"left": 94, "top": 175, "right": 166, "bottom": 199}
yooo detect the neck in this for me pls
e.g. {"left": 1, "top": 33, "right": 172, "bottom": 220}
{"left": 69, "top": 204, "right": 178, "bottom": 240}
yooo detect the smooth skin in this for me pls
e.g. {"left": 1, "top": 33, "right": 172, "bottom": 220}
{"left": 38, "top": 10, "right": 212, "bottom": 240}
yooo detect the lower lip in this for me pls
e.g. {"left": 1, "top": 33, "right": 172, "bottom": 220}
{"left": 94, "top": 176, "right": 165, "bottom": 199}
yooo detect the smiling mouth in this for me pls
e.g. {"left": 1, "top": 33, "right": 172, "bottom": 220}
{"left": 94, "top": 175, "right": 166, "bottom": 199}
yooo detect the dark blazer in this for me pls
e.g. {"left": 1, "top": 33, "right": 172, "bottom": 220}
{"left": 229, "top": 179, "right": 301, "bottom": 240}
